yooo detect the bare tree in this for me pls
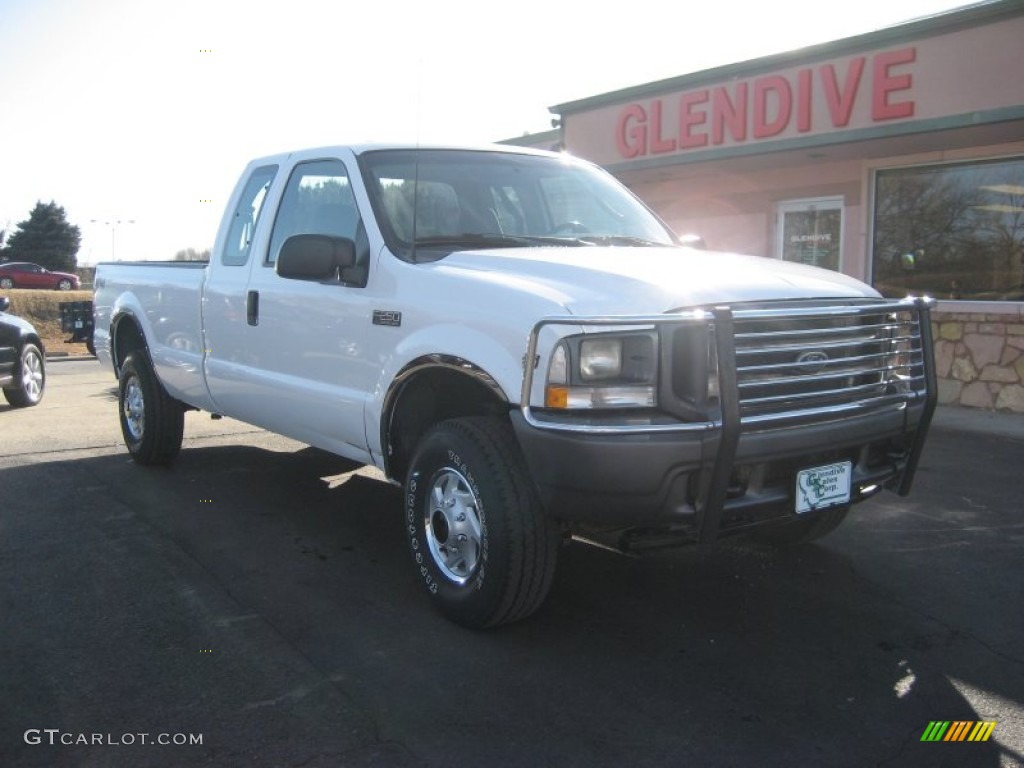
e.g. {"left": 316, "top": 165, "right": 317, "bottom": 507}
{"left": 173, "top": 248, "right": 211, "bottom": 262}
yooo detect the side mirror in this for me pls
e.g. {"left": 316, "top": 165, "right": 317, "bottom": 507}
{"left": 678, "top": 233, "right": 706, "bottom": 250}
{"left": 277, "top": 235, "right": 356, "bottom": 281}
{"left": 0, "top": 297, "right": 9, "bottom": 312}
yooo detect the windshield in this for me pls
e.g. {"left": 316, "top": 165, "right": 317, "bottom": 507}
{"left": 358, "top": 149, "right": 677, "bottom": 260}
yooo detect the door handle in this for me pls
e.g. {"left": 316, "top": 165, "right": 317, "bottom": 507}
{"left": 246, "top": 290, "right": 259, "bottom": 326}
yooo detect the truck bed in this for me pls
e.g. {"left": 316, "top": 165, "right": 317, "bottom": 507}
{"left": 94, "top": 261, "right": 215, "bottom": 411}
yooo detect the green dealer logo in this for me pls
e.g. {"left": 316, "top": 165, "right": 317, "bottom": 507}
{"left": 921, "top": 720, "right": 996, "bottom": 742}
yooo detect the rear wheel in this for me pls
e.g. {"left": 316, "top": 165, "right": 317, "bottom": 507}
{"left": 118, "top": 351, "right": 184, "bottom": 465}
{"left": 3, "top": 343, "right": 45, "bottom": 407}
{"left": 405, "top": 417, "right": 560, "bottom": 628}
{"left": 0, "top": 277, "right": 14, "bottom": 289}
{"left": 753, "top": 505, "right": 850, "bottom": 547}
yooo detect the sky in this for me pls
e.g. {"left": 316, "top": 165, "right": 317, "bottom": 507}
{"left": 0, "top": 0, "right": 979, "bottom": 264}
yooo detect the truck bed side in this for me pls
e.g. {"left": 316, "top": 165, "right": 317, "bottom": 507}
{"left": 94, "top": 261, "right": 216, "bottom": 412}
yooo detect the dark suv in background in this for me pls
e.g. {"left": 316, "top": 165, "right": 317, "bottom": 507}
{"left": 0, "top": 296, "right": 45, "bottom": 407}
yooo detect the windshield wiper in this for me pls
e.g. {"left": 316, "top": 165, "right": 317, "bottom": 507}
{"left": 411, "top": 232, "right": 674, "bottom": 252}
{"left": 412, "top": 233, "right": 590, "bottom": 249}
{"left": 576, "top": 235, "right": 675, "bottom": 247}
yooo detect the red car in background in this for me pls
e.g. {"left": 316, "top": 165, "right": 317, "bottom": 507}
{"left": 0, "top": 261, "right": 80, "bottom": 290}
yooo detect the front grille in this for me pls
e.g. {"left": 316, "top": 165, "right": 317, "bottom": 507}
{"left": 730, "top": 301, "right": 929, "bottom": 424}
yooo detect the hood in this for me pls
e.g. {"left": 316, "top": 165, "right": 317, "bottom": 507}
{"left": 0, "top": 308, "right": 39, "bottom": 337}
{"left": 435, "top": 246, "right": 880, "bottom": 315}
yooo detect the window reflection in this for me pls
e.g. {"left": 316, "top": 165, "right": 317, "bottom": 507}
{"left": 872, "top": 157, "right": 1024, "bottom": 302}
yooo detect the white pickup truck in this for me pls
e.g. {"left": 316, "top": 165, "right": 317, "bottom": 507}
{"left": 94, "top": 144, "right": 936, "bottom": 627}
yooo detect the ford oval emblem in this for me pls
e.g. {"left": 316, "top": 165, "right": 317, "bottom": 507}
{"left": 795, "top": 350, "right": 829, "bottom": 374}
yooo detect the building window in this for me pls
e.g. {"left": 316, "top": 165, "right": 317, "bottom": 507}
{"left": 872, "top": 157, "right": 1024, "bottom": 302}
{"left": 776, "top": 198, "right": 843, "bottom": 272}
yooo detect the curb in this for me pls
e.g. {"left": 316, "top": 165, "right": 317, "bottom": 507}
{"left": 45, "top": 353, "right": 96, "bottom": 362}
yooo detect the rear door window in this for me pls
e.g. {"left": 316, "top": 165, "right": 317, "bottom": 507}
{"left": 222, "top": 165, "right": 277, "bottom": 267}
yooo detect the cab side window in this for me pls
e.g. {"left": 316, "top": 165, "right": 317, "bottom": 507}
{"left": 222, "top": 165, "right": 277, "bottom": 267}
{"left": 268, "top": 159, "right": 369, "bottom": 286}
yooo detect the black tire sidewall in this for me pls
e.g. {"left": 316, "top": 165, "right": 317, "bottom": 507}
{"left": 117, "top": 351, "right": 182, "bottom": 464}
{"left": 405, "top": 425, "right": 511, "bottom": 627}
{"left": 3, "top": 343, "right": 44, "bottom": 407}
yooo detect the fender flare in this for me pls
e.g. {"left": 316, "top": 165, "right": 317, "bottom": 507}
{"left": 379, "top": 353, "right": 509, "bottom": 479}
{"left": 109, "top": 309, "right": 150, "bottom": 373}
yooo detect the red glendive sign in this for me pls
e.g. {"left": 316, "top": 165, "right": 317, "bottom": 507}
{"left": 616, "top": 47, "right": 916, "bottom": 159}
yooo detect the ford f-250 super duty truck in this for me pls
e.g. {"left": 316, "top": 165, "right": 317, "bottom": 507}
{"left": 94, "top": 144, "right": 936, "bottom": 628}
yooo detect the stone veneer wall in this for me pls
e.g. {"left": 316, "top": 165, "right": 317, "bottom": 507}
{"left": 932, "top": 313, "right": 1024, "bottom": 413}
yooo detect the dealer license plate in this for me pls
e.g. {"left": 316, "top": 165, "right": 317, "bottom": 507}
{"left": 795, "top": 461, "right": 852, "bottom": 514}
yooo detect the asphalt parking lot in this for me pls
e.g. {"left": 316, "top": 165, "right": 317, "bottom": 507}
{"left": 2, "top": 358, "right": 1022, "bottom": 767}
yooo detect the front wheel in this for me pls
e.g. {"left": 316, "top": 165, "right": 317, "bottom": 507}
{"left": 405, "top": 417, "right": 559, "bottom": 628}
{"left": 57, "top": 278, "right": 73, "bottom": 290}
{"left": 3, "top": 343, "right": 45, "bottom": 407}
{"left": 118, "top": 351, "right": 184, "bottom": 465}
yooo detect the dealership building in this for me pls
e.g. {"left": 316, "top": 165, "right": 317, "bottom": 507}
{"left": 512, "top": 0, "right": 1024, "bottom": 412}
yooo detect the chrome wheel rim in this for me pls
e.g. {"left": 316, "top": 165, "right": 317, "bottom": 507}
{"left": 424, "top": 467, "right": 483, "bottom": 584}
{"left": 123, "top": 374, "right": 145, "bottom": 441}
{"left": 22, "top": 350, "right": 43, "bottom": 403}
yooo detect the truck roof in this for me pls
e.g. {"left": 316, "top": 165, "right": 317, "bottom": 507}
{"left": 246, "top": 142, "right": 562, "bottom": 167}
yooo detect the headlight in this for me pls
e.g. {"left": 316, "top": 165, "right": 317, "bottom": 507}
{"left": 545, "top": 331, "right": 657, "bottom": 410}
{"left": 580, "top": 339, "right": 622, "bottom": 381}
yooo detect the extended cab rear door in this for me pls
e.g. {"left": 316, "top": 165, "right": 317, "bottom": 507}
{"left": 202, "top": 162, "right": 279, "bottom": 418}
{"left": 204, "top": 152, "right": 379, "bottom": 463}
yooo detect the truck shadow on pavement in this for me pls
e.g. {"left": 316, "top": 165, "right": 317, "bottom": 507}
{"left": 1, "top": 439, "right": 1018, "bottom": 767}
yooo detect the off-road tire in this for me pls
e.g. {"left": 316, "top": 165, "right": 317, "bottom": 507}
{"left": 118, "top": 351, "right": 184, "bottom": 466}
{"left": 405, "top": 417, "right": 560, "bottom": 629}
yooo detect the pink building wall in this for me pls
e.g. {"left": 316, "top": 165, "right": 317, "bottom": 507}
{"left": 553, "top": 6, "right": 1024, "bottom": 411}
{"left": 564, "top": 14, "right": 1024, "bottom": 168}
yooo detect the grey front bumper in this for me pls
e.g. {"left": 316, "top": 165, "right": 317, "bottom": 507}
{"left": 513, "top": 300, "right": 937, "bottom": 547}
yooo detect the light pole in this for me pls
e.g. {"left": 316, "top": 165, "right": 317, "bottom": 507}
{"left": 90, "top": 219, "right": 136, "bottom": 261}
